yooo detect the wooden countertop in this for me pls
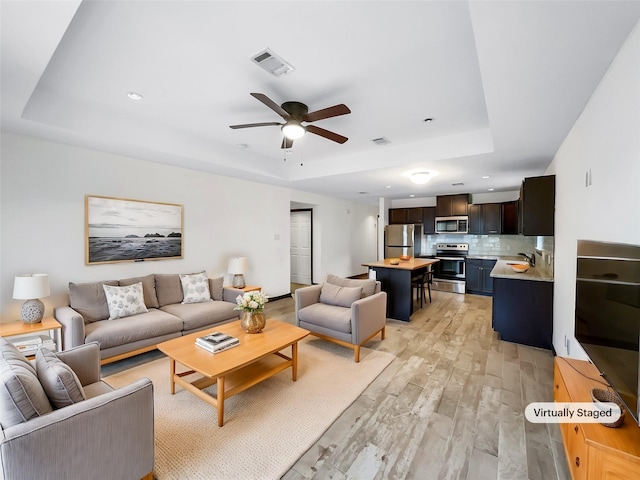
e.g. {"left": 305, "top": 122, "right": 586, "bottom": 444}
{"left": 362, "top": 258, "right": 439, "bottom": 271}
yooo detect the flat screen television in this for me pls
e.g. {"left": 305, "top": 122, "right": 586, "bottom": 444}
{"left": 575, "top": 239, "right": 640, "bottom": 425}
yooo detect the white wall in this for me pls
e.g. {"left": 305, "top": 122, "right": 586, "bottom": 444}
{"left": 1, "top": 132, "right": 376, "bottom": 320}
{"left": 289, "top": 191, "right": 378, "bottom": 283}
{"left": 550, "top": 19, "right": 640, "bottom": 358}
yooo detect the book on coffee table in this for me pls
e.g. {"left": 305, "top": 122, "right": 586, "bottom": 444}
{"left": 195, "top": 332, "right": 240, "bottom": 354}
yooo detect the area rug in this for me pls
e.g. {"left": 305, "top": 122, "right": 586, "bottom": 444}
{"left": 103, "top": 336, "right": 394, "bottom": 480}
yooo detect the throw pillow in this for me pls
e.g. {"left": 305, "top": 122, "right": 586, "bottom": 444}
{"left": 326, "top": 274, "right": 377, "bottom": 298}
{"left": 102, "top": 282, "right": 149, "bottom": 320}
{"left": 319, "top": 282, "right": 362, "bottom": 308}
{"left": 180, "top": 272, "right": 212, "bottom": 304}
{"left": 0, "top": 357, "right": 53, "bottom": 428}
{"left": 36, "top": 348, "right": 85, "bottom": 409}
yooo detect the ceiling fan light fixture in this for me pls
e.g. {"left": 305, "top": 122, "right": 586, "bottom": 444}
{"left": 282, "top": 121, "right": 306, "bottom": 140}
{"left": 411, "top": 171, "right": 431, "bottom": 184}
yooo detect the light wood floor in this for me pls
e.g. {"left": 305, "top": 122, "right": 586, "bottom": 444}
{"left": 269, "top": 290, "right": 570, "bottom": 480}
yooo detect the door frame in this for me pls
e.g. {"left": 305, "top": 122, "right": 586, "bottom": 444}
{"left": 290, "top": 208, "right": 313, "bottom": 285}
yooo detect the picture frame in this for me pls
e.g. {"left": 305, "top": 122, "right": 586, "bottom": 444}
{"left": 85, "top": 195, "right": 183, "bottom": 265}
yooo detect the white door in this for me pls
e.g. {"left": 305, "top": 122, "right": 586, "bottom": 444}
{"left": 290, "top": 210, "right": 311, "bottom": 284}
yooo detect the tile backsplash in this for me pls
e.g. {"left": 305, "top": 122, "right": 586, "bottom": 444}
{"left": 421, "top": 234, "right": 555, "bottom": 275}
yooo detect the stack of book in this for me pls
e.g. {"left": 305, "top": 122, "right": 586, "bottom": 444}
{"left": 195, "top": 332, "right": 240, "bottom": 354}
{"left": 10, "top": 335, "right": 56, "bottom": 356}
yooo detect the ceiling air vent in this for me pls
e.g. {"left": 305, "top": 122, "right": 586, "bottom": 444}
{"left": 251, "top": 48, "right": 295, "bottom": 77}
{"left": 451, "top": 182, "right": 465, "bottom": 187}
{"left": 371, "top": 137, "right": 391, "bottom": 146}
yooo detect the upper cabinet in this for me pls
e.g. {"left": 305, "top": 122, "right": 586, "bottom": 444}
{"left": 501, "top": 201, "right": 519, "bottom": 235}
{"left": 388, "top": 207, "right": 436, "bottom": 232}
{"left": 435, "top": 194, "right": 469, "bottom": 217}
{"left": 468, "top": 203, "right": 502, "bottom": 234}
{"left": 519, "top": 175, "right": 555, "bottom": 236}
{"left": 422, "top": 207, "right": 436, "bottom": 234}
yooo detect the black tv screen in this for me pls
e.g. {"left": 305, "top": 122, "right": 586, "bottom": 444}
{"left": 575, "top": 240, "right": 640, "bottom": 425}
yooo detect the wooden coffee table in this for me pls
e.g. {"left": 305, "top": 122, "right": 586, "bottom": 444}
{"left": 157, "top": 319, "right": 309, "bottom": 426}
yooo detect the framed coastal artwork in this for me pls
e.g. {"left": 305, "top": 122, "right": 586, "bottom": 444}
{"left": 85, "top": 195, "right": 184, "bottom": 265}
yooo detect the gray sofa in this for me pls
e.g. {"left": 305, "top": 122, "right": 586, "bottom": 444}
{"left": 0, "top": 339, "right": 154, "bottom": 480}
{"left": 54, "top": 273, "right": 242, "bottom": 364}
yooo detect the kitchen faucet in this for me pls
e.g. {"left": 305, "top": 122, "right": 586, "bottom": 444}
{"left": 518, "top": 252, "right": 535, "bottom": 266}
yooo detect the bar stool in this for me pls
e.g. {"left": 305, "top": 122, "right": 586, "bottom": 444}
{"left": 411, "top": 268, "right": 433, "bottom": 310}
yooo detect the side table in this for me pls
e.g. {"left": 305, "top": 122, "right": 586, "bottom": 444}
{"left": 0, "top": 317, "right": 63, "bottom": 356}
{"left": 239, "top": 285, "right": 262, "bottom": 293}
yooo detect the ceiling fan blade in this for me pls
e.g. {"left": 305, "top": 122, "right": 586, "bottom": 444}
{"left": 250, "top": 93, "right": 290, "bottom": 120}
{"left": 229, "top": 122, "right": 282, "bottom": 129}
{"left": 306, "top": 125, "right": 348, "bottom": 144}
{"left": 305, "top": 104, "right": 351, "bottom": 123}
{"left": 281, "top": 137, "right": 293, "bottom": 149}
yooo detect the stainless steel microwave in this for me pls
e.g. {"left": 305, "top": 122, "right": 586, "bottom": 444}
{"left": 435, "top": 216, "right": 468, "bottom": 234}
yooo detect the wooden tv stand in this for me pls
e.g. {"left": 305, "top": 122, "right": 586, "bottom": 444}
{"left": 554, "top": 357, "right": 640, "bottom": 479}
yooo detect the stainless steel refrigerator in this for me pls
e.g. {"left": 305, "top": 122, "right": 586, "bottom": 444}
{"left": 384, "top": 224, "right": 422, "bottom": 258}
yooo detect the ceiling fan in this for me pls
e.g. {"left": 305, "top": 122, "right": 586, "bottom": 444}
{"left": 229, "top": 93, "right": 351, "bottom": 149}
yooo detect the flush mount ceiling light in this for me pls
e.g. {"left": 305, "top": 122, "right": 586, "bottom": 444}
{"left": 126, "top": 91, "right": 143, "bottom": 100}
{"left": 410, "top": 171, "right": 432, "bottom": 184}
{"left": 281, "top": 120, "right": 306, "bottom": 140}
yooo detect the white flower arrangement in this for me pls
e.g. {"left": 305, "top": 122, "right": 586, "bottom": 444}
{"left": 234, "top": 291, "right": 269, "bottom": 313}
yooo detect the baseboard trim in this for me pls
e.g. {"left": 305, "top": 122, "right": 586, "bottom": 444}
{"left": 271, "top": 293, "right": 293, "bottom": 302}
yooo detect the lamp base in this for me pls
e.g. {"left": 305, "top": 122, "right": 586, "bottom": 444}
{"left": 21, "top": 299, "right": 44, "bottom": 324}
{"left": 232, "top": 274, "right": 246, "bottom": 289}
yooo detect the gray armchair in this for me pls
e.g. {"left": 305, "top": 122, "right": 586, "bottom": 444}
{"left": 0, "top": 341, "right": 154, "bottom": 480}
{"left": 295, "top": 275, "right": 387, "bottom": 362}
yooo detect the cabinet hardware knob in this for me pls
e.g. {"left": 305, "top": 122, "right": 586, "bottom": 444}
{"left": 575, "top": 457, "right": 580, "bottom": 467}
{"left": 574, "top": 425, "right": 579, "bottom": 434}
{"left": 555, "top": 384, "right": 559, "bottom": 390}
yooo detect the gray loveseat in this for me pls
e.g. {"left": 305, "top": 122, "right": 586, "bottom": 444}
{"left": 0, "top": 339, "right": 154, "bottom": 480}
{"left": 54, "top": 273, "right": 242, "bottom": 364}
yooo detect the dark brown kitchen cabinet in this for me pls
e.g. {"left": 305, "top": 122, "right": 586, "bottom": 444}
{"left": 389, "top": 208, "right": 407, "bottom": 224}
{"left": 501, "top": 201, "right": 519, "bottom": 235}
{"left": 422, "top": 207, "right": 436, "bottom": 234}
{"left": 435, "top": 194, "right": 469, "bottom": 217}
{"left": 468, "top": 203, "right": 501, "bottom": 234}
{"left": 519, "top": 175, "right": 555, "bottom": 236}
{"left": 406, "top": 207, "right": 424, "bottom": 224}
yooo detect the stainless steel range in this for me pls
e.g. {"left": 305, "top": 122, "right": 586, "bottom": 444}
{"left": 432, "top": 243, "right": 468, "bottom": 294}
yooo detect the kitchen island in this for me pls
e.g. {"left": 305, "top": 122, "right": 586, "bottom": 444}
{"left": 362, "top": 258, "right": 439, "bottom": 322}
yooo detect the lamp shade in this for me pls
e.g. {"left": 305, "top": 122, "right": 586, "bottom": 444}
{"left": 228, "top": 257, "right": 248, "bottom": 275}
{"left": 13, "top": 274, "right": 50, "bottom": 299}
{"left": 282, "top": 121, "right": 306, "bottom": 140}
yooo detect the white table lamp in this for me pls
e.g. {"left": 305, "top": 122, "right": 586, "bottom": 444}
{"left": 13, "top": 274, "right": 50, "bottom": 324}
{"left": 228, "top": 257, "right": 248, "bottom": 288}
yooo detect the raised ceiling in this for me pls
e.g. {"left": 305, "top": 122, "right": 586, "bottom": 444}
{"left": 2, "top": 1, "right": 640, "bottom": 204}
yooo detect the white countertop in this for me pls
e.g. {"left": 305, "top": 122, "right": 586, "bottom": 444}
{"left": 489, "top": 259, "right": 554, "bottom": 282}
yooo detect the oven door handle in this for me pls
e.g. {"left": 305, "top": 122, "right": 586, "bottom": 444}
{"left": 435, "top": 256, "right": 466, "bottom": 261}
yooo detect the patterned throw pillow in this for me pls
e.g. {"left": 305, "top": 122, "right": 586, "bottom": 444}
{"left": 102, "top": 282, "right": 148, "bottom": 320}
{"left": 180, "top": 272, "right": 212, "bottom": 304}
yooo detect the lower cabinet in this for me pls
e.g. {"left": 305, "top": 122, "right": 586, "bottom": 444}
{"left": 465, "top": 258, "right": 496, "bottom": 296}
{"left": 554, "top": 358, "right": 640, "bottom": 480}
{"left": 491, "top": 277, "right": 553, "bottom": 349}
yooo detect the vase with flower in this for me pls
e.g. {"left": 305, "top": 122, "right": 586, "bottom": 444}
{"left": 235, "top": 291, "right": 269, "bottom": 333}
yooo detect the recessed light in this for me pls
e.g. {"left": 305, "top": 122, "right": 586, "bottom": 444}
{"left": 488, "top": 188, "right": 495, "bottom": 191}
{"left": 126, "top": 91, "right": 143, "bottom": 100}
{"left": 409, "top": 194, "right": 415, "bottom": 198}
{"left": 236, "top": 143, "right": 248, "bottom": 149}
{"left": 284, "top": 149, "right": 293, "bottom": 154}
{"left": 482, "top": 175, "right": 491, "bottom": 179}
{"left": 385, "top": 185, "right": 392, "bottom": 189}
{"left": 424, "top": 118, "right": 433, "bottom": 123}
{"left": 358, "top": 191, "right": 369, "bottom": 195}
